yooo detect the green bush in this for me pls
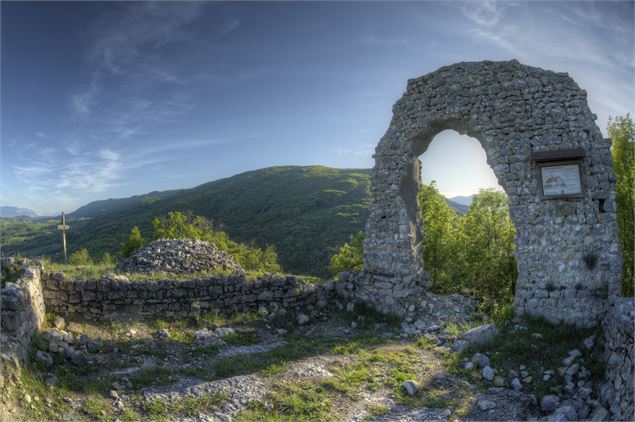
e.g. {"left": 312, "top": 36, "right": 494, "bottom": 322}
{"left": 68, "top": 248, "right": 93, "bottom": 265}
{"left": 328, "top": 231, "right": 364, "bottom": 275}
{"left": 122, "top": 226, "right": 144, "bottom": 258}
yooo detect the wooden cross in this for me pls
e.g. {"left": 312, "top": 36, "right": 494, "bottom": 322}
{"left": 57, "top": 211, "right": 70, "bottom": 264}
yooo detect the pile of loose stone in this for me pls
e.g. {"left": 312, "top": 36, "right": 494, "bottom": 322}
{"left": 116, "top": 239, "right": 243, "bottom": 274}
{"left": 457, "top": 326, "right": 609, "bottom": 421}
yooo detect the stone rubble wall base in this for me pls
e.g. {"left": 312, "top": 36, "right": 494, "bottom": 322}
{"left": 1, "top": 264, "right": 47, "bottom": 374}
{"left": 600, "top": 296, "right": 634, "bottom": 421}
{"left": 41, "top": 271, "right": 330, "bottom": 321}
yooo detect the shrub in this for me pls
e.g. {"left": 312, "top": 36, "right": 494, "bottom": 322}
{"left": 328, "top": 231, "right": 364, "bottom": 275}
{"left": 68, "top": 248, "right": 93, "bottom": 265}
{"left": 122, "top": 226, "right": 145, "bottom": 258}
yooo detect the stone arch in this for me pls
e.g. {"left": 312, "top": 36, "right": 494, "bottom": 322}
{"left": 360, "top": 60, "right": 621, "bottom": 327}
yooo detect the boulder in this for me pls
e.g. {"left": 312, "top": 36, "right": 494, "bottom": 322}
{"left": 463, "top": 324, "right": 498, "bottom": 346}
{"left": 35, "top": 350, "right": 53, "bottom": 367}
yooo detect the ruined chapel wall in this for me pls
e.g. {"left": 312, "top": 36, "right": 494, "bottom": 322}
{"left": 362, "top": 60, "right": 620, "bottom": 326}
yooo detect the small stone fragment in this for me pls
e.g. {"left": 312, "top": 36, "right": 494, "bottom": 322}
{"left": 477, "top": 399, "right": 496, "bottom": 411}
{"left": 297, "top": 314, "right": 309, "bottom": 325}
{"left": 36, "top": 350, "right": 53, "bottom": 367}
{"left": 464, "top": 361, "right": 474, "bottom": 370}
{"left": 589, "top": 406, "right": 609, "bottom": 421}
{"left": 473, "top": 353, "right": 490, "bottom": 368}
{"left": 511, "top": 377, "right": 522, "bottom": 391}
{"left": 493, "top": 376, "right": 505, "bottom": 387}
{"left": 482, "top": 366, "right": 495, "bottom": 381}
{"left": 541, "top": 395, "right": 560, "bottom": 412}
{"left": 403, "top": 380, "right": 418, "bottom": 396}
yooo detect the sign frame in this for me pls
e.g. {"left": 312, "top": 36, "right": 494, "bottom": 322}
{"left": 537, "top": 160, "right": 585, "bottom": 199}
{"left": 532, "top": 148, "right": 586, "bottom": 200}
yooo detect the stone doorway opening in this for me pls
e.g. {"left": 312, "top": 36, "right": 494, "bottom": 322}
{"left": 417, "top": 129, "right": 516, "bottom": 310}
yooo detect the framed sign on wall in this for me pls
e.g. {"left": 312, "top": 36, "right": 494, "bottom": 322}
{"left": 532, "top": 148, "right": 586, "bottom": 199}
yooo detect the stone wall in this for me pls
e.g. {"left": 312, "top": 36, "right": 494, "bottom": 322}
{"left": 361, "top": 60, "right": 620, "bottom": 326}
{"left": 42, "top": 272, "right": 327, "bottom": 320}
{"left": 1, "top": 264, "right": 46, "bottom": 368}
{"left": 600, "top": 296, "right": 634, "bottom": 421}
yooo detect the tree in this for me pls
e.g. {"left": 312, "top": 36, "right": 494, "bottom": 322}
{"left": 329, "top": 231, "right": 364, "bottom": 275}
{"left": 418, "top": 182, "right": 458, "bottom": 290}
{"left": 68, "top": 248, "right": 93, "bottom": 265}
{"left": 122, "top": 226, "right": 145, "bottom": 257}
{"left": 609, "top": 114, "right": 634, "bottom": 296}
{"left": 460, "top": 189, "right": 517, "bottom": 310}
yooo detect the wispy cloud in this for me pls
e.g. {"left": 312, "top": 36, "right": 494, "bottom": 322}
{"left": 460, "top": 0, "right": 503, "bottom": 27}
{"left": 362, "top": 27, "right": 408, "bottom": 47}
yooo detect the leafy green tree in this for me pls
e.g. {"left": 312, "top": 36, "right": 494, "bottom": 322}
{"left": 459, "top": 189, "right": 517, "bottom": 310}
{"left": 68, "top": 248, "right": 93, "bottom": 265}
{"left": 329, "top": 231, "right": 364, "bottom": 275}
{"left": 419, "top": 182, "right": 458, "bottom": 289}
{"left": 152, "top": 211, "right": 201, "bottom": 240}
{"left": 609, "top": 114, "right": 634, "bottom": 296}
{"left": 100, "top": 252, "right": 114, "bottom": 265}
{"left": 122, "top": 226, "right": 145, "bottom": 257}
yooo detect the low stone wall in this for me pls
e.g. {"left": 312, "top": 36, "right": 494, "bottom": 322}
{"left": 1, "top": 264, "right": 46, "bottom": 368}
{"left": 42, "top": 272, "right": 327, "bottom": 320}
{"left": 600, "top": 296, "right": 634, "bottom": 421}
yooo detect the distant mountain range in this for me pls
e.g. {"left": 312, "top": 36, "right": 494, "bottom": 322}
{"left": 0, "top": 206, "right": 37, "bottom": 218}
{"left": 448, "top": 195, "right": 473, "bottom": 207}
{"left": 1, "top": 166, "right": 474, "bottom": 275}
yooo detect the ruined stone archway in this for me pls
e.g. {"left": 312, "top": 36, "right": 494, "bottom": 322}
{"left": 358, "top": 60, "right": 621, "bottom": 327}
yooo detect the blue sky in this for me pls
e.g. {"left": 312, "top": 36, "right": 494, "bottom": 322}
{"left": 1, "top": 1, "right": 633, "bottom": 215}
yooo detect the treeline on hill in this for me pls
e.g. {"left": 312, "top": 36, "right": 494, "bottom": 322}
{"left": 330, "top": 185, "right": 517, "bottom": 317}
{"left": 66, "top": 211, "right": 282, "bottom": 273}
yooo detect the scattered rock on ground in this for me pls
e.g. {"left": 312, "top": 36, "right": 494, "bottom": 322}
{"left": 402, "top": 380, "right": 418, "bottom": 396}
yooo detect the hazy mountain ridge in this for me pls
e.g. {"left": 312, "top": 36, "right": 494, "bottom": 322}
{"left": 0, "top": 206, "right": 37, "bottom": 218}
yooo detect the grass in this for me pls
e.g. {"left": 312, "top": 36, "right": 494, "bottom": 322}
{"left": 224, "top": 330, "right": 260, "bottom": 346}
{"left": 237, "top": 381, "right": 332, "bottom": 421}
{"left": 141, "top": 394, "right": 228, "bottom": 420}
{"left": 130, "top": 367, "right": 174, "bottom": 390}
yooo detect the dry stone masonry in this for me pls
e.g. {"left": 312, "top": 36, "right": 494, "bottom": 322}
{"left": 1, "top": 260, "right": 46, "bottom": 369}
{"left": 356, "top": 60, "right": 621, "bottom": 327}
{"left": 42, "top": 271, "right": 325, "bottom": 321}
{"left": 600, "top": 296, "right": 634, "bottom": 420}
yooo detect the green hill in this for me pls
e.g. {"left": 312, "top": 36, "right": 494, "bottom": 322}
{"left": 2, "top": 166, "right": 372, "bottom": 276}
{"left": 1, "top": 165, "right": 471, "bottom": 276}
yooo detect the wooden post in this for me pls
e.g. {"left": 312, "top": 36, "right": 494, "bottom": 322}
{"left": 57, "top": 212, "right": 70, "bottom": 264}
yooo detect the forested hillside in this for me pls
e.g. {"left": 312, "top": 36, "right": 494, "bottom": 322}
{"left": 2, "top": 165, "right": 471, "bottom": 276}
{"left": 2, "top": 167, "right": 370, "bottom": 276}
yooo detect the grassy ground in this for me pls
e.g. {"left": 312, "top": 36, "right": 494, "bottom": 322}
{"left": 1, "top": 304, "right": 605, "bottom": 422}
